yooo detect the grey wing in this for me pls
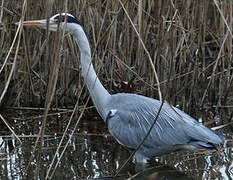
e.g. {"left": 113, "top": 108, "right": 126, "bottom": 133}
{"left": 107, "top": 103, "right": 189, "bottom": 151}
{"left": 106, "top": 97, "right": 224, "bottom": 156}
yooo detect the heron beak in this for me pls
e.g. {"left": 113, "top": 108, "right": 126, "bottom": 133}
{"left": 15, "top": 19, "right": 47, "bottom": 27}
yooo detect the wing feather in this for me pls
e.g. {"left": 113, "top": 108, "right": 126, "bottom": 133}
{"left": 106, "top": 93, "right": 224, "bottom": 157}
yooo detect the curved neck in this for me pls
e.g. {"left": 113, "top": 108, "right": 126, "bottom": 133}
{"left": 72, "top": 27, "right": 111, "bottom": 120}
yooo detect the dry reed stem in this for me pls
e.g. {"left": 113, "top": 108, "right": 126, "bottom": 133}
{"left": 46, "top": 54, "right": 93, "bottom": 177}
{"left": 213, "top": 0, "right": 233, "bottom": 38}
{"left": 0, "top": 0, "right": 4, "bottom": 23}
{"left": 0, "top": 113, "right": 22, "bottom": 144}
{"left": 24, "top": 1, "right": 62, "bottom": 176}
{"left": 119, "top": 0, "right": 162, "bottom": 101}
{"left": 45, "top": 73, "right": 89, "bottom": 178}
{"left": 0, "top": 0, "right": 27, "bottom": 146}
{"left": 201, "top": 31, "right": 229, "bottom": 105}
{"left": 0, "top": 22, "right": 19, "bottom": 103}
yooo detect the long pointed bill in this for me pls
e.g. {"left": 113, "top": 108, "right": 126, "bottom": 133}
{"left": 16, "top": 19, "right": 47, "bottom": 26}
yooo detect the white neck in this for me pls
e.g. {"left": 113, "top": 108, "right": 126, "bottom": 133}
{"left": 71, "top": 25, "right": 111, "bottom": 120}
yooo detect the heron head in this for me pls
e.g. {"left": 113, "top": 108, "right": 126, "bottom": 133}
{"left": 17, "top": 13, "right": 81, "bottom": 33}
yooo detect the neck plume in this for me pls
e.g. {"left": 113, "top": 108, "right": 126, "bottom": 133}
{"left": 72, "top": 26, "right": 111, "bottom": 120}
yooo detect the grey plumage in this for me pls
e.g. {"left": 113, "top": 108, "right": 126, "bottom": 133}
{"left": 106, "top": 93, "right": 224, "bottom": 160}
{"left": 20, "top": 13, "right": 225, "bottom": 163}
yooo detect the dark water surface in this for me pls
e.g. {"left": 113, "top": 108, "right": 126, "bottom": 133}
{"left": 0, "top": 112, "right": 231, "bottom": 180}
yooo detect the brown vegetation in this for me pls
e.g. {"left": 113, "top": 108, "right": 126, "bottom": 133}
{"left": 0, "top": 0, "right": 232, "bottom": 179}
{"left": 1, "top": 0, "right": 232, "bottom": 114}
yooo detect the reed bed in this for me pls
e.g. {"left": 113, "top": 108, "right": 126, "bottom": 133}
{"left": 0, "top": 0, "right": 232, "bottom": 179}
{"left": 0, "top": 0, "right": 232, "bottom": 114}
{"left": 0, "top": 0, "right": 231, "bottom": 115}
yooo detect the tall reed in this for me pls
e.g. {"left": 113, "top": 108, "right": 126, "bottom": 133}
{"left": 0, "top": 0, "right": 232, "bottom": 124}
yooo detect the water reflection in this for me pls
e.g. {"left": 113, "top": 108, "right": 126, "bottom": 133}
{"left": 0, "top": 114, "right": 231, "bottom": 179}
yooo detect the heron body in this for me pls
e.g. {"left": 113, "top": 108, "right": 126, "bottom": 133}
{"left": 107, "top": 93, "right": 224, "bottom": 159}
{"left": 19, "top": 13, "right": 225, "bottom": 162}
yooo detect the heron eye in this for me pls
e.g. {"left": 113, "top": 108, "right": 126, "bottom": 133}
{"left": 53, "top": 16, "right": 67, "bottom": 23}
{"left": 53, "top": 18, "right": 59, "bottom": 22}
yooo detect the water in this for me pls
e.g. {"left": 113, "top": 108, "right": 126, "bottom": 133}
{"left": 0, "top": 112, "right": 231, "bottom": 179}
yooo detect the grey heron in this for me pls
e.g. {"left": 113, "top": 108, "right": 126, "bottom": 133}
{"left": 19, "top": 13, "right": 225, "bottom": 163}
